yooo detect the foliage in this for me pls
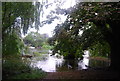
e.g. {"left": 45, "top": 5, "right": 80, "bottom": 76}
{"left": 42, "top": 44, "right": 53, "bottom": 50}
{"left": 2, "top": 58, "right": 46, "bottom": 79}
{"left": 33, "top": 52, "right": 42, "bottom": 56}
{"left": 50, "top": 2, "right": 120, "bottom": 59}
{"left": 2, "top": 2, "right": 41, "bottom": 35}
{"left": 2, "top": 2, "right": 44, "bottom": 56}
{"left": 89, "top": 41, "right": 110, "bottom": 57}
{"left": 2, "top": 2, "right": 47, "bottom": 79}
{"left": 24, "top": 45, "right": 29, "bottom": 54}
{"left": 23, "top": 32, "right": 48, "bottom": 47}
{"left": 9, "top": 69, "right": 46, "bottom": 79}
{"left": 2, "top": 31, "right": 24, "bottom": 57}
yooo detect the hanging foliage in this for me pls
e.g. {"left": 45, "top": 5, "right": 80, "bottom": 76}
{"left": 2, "top": 2, "right": 45, "bottom": 57}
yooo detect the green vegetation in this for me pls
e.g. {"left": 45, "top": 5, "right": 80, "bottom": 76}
{"left": 10, "top": 69, "right": 46, "bottom": 79}
{"left": 2, "top": 1, "right": 120, "bottom": 80}
{"left": 42, "top": 44, "right": 53, "bottom": 50}
{"left": 3, "top": 58, "right": 46, "bottom": 79}
{"left": 2, "top": 31, "right": 24, "bottom": 58}
{"left": 34, "top": 51, "right": 42, "bottom": 56}
{"left": 23, "top": 32, "right": 49, "bottom": 47}
{"left": 23, "top": 31, "right": 52, "bottom": 56}
{"left": 49, "top": 2, "right": 120, "bottom": 70}
{"left": 2, "top": 2, "right": 47, "bottom": 79}
{"left": 89, "top": 41, "right": 110, "bottom": 57}
{"left": 2, "top": 2, "right": 41, "bottom": 57}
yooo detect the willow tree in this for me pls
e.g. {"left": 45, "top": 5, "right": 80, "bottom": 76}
{"left": 52, "top": 2, "right": 120, "bottom": 70}
{"left": 2, "top": 2, "right": 43, "bottom": 57}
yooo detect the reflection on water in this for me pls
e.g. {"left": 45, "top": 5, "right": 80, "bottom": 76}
{"left": 31, "top": 54, "right": 64, "bottom": 72}
{"left": 78, "top": 57, "right": 89, "bottom": 70}
{"left": 78, "top": 50, "right": 89, "bottom": 70}
{"left": 30, "top": 51, "right": 110, "bottom": 72}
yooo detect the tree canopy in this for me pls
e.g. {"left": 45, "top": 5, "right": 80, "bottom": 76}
{"left": 49, "top": 2, "right": 120, "bottom": 61}
{"left": 2, "top": 2, "right": 42, "bottom": 35}
{"left": 2, "top": 2, "right": 44, "bottom": 57}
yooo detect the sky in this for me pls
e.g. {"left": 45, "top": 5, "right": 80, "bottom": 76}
{"left": 24, "top": 0, "right": 76, "bottom": 37}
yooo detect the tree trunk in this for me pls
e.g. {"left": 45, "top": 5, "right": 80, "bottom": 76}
{"left": 109, "top": 21, "right": 120, "bottom": 71}
{"left": 110, "top": 40, "right": 120, "bottom": 70}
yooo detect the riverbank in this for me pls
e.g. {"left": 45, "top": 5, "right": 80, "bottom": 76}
{"left": 89, "top": 57, "right": 110, "bottom": 62}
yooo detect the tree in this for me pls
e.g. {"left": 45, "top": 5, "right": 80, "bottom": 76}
{"left": 23, "top": 32, "right": 48, "bottom": 47}
{"left": 2, "top": 2, "right": 49, "bottom": 79}
{"left": 2, "top": 2, "right": 42, "bottom": 34}
{"left": 52, "top": 2, "right": 120, "bottom": 70}
{"left": 2, "top": 2, "right": 43, "bottom": 57}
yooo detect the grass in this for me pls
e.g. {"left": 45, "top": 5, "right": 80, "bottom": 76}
{"left": 34, "top": 52, "right": 42, "bottom": 56}
{"left": 42, "top": 44, "right": 53, "bottom": 50}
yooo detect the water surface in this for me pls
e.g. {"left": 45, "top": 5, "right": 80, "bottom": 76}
{"left": 30, "top": 52, "right": 110, "bottom": 72}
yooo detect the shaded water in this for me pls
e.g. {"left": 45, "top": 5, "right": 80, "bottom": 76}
{"left": 30, "top": 51, "right": 110, "bottom": 72}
